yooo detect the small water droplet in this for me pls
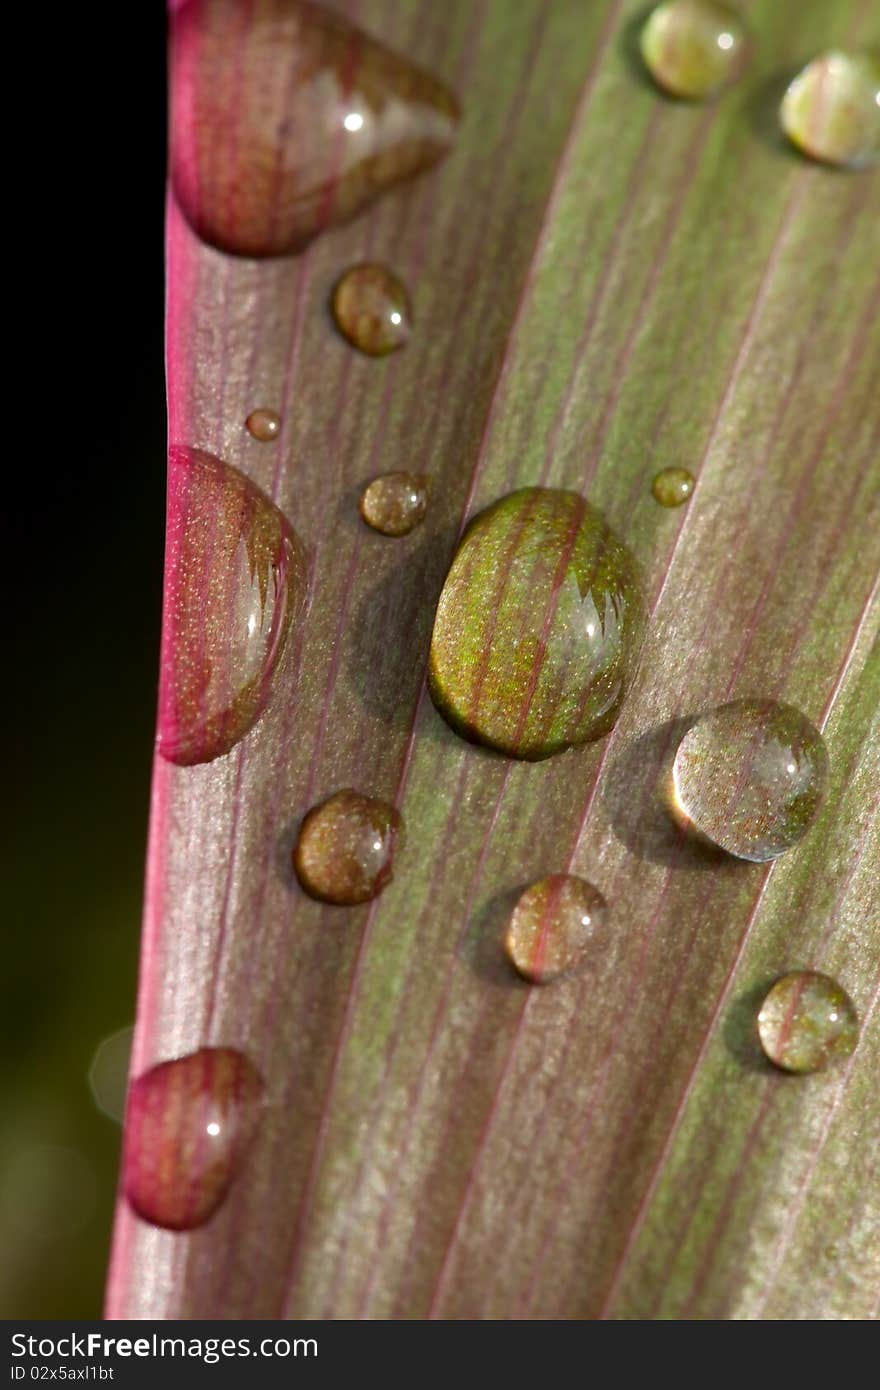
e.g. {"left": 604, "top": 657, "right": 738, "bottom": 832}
{"left": 246, "top": 408, "right": 282, "bottom": 442}
{"left": 671, "top": 699, "right": 828, "bottom": 861}
{"left": 171, "top": 0, "right": 460, "bottom": 257}
{"left": 506, "top": 875, "right": 608, "bottom": 984}
{"left": 360, "top": 472, "right": 429, "bottom": 536}
{"left": 123, "top": 1047, "right": 263, "bottom": 1231}
{"left": 332, "top": 265, "right": 411, "bottom": 356}
{"left": 158, "top": 447, "right": 308, "bottom": 767}
{"left": 652, "top": 466, "right": 695, "bottom": 507}
{"left": 780, "top": 52, "right": 880, "bottom": 169}
{"left": 293, "top": 789, "right": 403, "bottom": 904}
{"left": 640, "top": 0, "right": 749, "bottom": 99}
{"left": 429, "top": 487, "right": 646, "bottom": 759}
{"left": 757, "top": 972, "right": 858, "bottom": 1073}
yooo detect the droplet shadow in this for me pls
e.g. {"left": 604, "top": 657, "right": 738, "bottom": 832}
{"left": 458, "top": 885, "right": 530, "bottom": 991}
{"left": 621, "top": 5, "right": 671, "bottom": 99}
{"left": 723, "top": 978, "right": 778, "bottom": 1073}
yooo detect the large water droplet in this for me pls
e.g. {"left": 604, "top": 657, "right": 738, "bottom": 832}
{"left": 671, "top": 699, "right": 828, "bottom": 861}
{"left": 780, "top": 52, "right": 880, "bottom": 169}
{"left": 640, "top": 0, "right": 749, "bottom": 100}
{"left": 757, "top": 972, "right": 858, "bottom": 1073}
{"left": 158, "top": 446, "right": 308, "bottom": 767}
{"left": 429, "top": 488, "right": 646, "bottom": 759}
{"left": 360, "top": 471, "right": 428, "bottom": 536}
{"left": 506, "top": 874, "right": 608, "bottom": 984}
{"left": 171, "top": 0, "right": 460, "bottom": 257}
{"left": 124, "top": 1047, "right": 263, "bottom": 1231}
{"left": 332, "top": 264, "right": 412, "bottom": 356}
{"left": 293, "top": 789, "right": 403, "bottom": 904}
{"left": 246, "top": 408, "right": 282, "bottom": 442}
{"left": 652, "top": 466, "right": 695, "bottom": 507}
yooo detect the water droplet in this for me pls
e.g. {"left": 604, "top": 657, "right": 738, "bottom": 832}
{"left": 652, "top": 466, "right": 695, "bottom": 507}
{"left": 640, "top": 0, "right": 749, "bottom": 99}
{"left": 171, "top": 0, "right": 460, "bottom": 257}
{"left": 246, "top": 408, "right": 282, "bottom": 442}
{"left": 332, "top": 264, "right": 411, "bottom": 356}
{"left": 780, "top": 52, "right": 880, "bottom": 169}
{"left": 293, "top": 789, "right": 403, "bottom": 904}
{"left": 506, "top": 875, "right": 608, "bottom": 984}
{"left": 124, "top": 1047, "right": 263, "bottom": 1231}
{"left": 429, "top": 488, "right": 646, "bottom": 759}
{"left": 757, "top": 972, "right": 858, "bottom": 1073}
{"left": 360, "top": 472, "right": 429, "bottom": 536}
{"left": 671, "top": 699, "right": 828, "bottom": 861}
{"left": 158, "top": 447, "right": 308, "bottom": 766}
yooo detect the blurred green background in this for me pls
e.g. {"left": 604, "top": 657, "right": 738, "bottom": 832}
{"left": 2, "top": 12, "right": 167, "bottom": 1317}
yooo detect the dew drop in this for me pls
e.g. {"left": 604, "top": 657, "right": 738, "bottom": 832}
{"left": 757, "top": 972, "right": 858, "bottom": 1074}
{"left": 640, "top": 0, "right": 749, "bottom": 100}
{"left": 158, "top": 446, "right": 308, "bottom": 767}
{"left": 429, "top": 488, "right": 646, "bottom": 759}
{"left": 246, "top": 408, "right": 282, "bottom": 442}
{"left": 123, "top": 1047, "right": 264, "bottom": 1231}
{"left": 332, "top": 264, "right": 411, "bottom": 356}
{"left": 780, "top": 52, "right": 880, "bottom": 169}
{"left": 506, "top": 875, "right": 608, "bottom": 984}
{"left": 293, "top": 789, "right": 403, "bottom": 904}
{"left": 670, "top": 699, "right": 828, "bottom": 861}
{"left": 171, "top": 0, "right": 460, "bottom": 257}
{"left": 652, "top": 466, "right": 695, "bottom": 507}
{"left": 360, "top": 472, "right": 429, "bottom": 536}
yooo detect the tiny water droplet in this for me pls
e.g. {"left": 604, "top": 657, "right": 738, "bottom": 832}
{"left": 332, "top": 265, "right": 411, "bottom": 356}
{"left": 757, "top": 972, "right": 858, "bottom": 1074}
{"left": 158, "top": 447, "right": 308, "bottom": 767}
{"left": 246, "top": 408, "right": 282, "bottom": 442}
{"left": 652, "top": 466, "right": 695, "bottom": 507}
{"left": 640, "top": 0, "right": 749, "bottom": 99}
{"left": 171, "top": 0, "right": 460, "bottom": 257}
{"left": 506, "top": 874, "right": 608, "bottom": 984}
{"left": 293, "top": 789, "right": 403, "bottom": 904}
{"left": 671, "top": 699, "right": 828, "bottom": 861}
{"left": 360, "top": 472, "right": 429, "bottom": 536}
{"left": 780, "top": 52, "right": 880, "bottom": 169}
{"left": 124, "top": 1047, "right": 263, "bottom": 1231}
{"left": 429, "top": 488, "right": 646, "bottom": 759}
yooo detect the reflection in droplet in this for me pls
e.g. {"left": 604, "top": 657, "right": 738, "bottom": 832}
{"left": 293, "top": 789, "right": 403, "bottom": 904}
{"left": 780, "top": 52, "right": 880, "bottom": 169}
{"left": 652, "top": 466, "right": 695, "bottom": 507}
{"left": 429, "top": 488, "right": 646, "bottom": 758}
{"left": 360, "top": 472, "right": 429, "bottom": 536}
{"left": 158, "top": 447, "right": 308, "bottom": 766}
{"left": 123, "top": 1047, "right": 264, "bottom": 1231}
{"left": 171, "top": 0, "right": 460, "bottom": 256}
{"left": 506, "top": 875, "right": 608, "bottom": 984}
{"left": 246, "top": 408, "right": 282, "bottom": 442}
{"left": 757, "top": 972, "right": 858, "bottom": 1073}
{"left": 671, "top": 699, "right": 828, "bottom": 861}
{"left": 332, "top": 264, "right": 411, "bottom": 356}
{"left": 640, "top": 0, "right": 749, "bottom": 99}
{"left": 88, "top": 1024, "right": 135, "bottom": 1124}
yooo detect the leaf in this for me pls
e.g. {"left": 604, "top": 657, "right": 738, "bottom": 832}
{"left": 107, "top": 0, "right": 880, "bottom": 1319}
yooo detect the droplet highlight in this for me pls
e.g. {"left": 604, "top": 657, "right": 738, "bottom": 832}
{"left": 671, "top": 699, "right": 828, "bottom": 861}
{"left": 332, "top": 265, "right": 411, "bottom": 356}
{"left": 780, "top": 52, "right": 880, "bottom": 169}
{"left": 652, "top": 466, "right": 695, "bottom": 507}
{"left": 506, "top": 875, "right": 608, "bottom": 984}
{"left": 246, "top": 408, "right": 282, "bottom": 442}
{"left": 158, "top": 446, "right": 308, "bottom": 767}
{"left": 360, "top": 472, "right": 429, "bottom": 536}
{"left": 640, "top": 0, "right": 749, "bottom": 100}
{"left": 757, "top": 972, "right": 858, "bottom": 1074}
{"left": 123, "top": 1047, "right": 264, "bottom": 1231}
{"left": 171, "top": 0, "right": 460, "bottom": 257}
{"left": 293, "top": 789, "right": 403, "bottom": 904}
{"left": 429, "top": 488, "right": 646, "bottom": 759}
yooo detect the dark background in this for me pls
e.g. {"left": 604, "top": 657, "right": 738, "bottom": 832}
{"left": 3, "top": 8, "right": 168, "bottom": 1315}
